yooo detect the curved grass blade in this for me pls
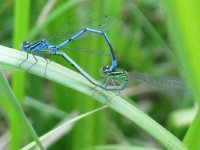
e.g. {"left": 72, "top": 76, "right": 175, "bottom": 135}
{"left": 21, "top": 105, "right": 107, "bottom": 150}
{"left": 0, "top": 71, "right": 44, "bottom": 150}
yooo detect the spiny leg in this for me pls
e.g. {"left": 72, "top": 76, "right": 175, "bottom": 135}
{"left": 42, "top": 52, "right": 56, "bottom": 78}
{"left": 99, "top": 77, "right": 117, "bottom": 103}
{"left": 91, "top": 76, "right": 114, "bottom": 98}
{"left": 101, "top": 77, "right": 122, "bottom": 98}
{"left": 41, "top": 52, "right": 52, "bottom": 78}
{"left": 89, "top": 76, "right": 108, "bottom": 91}
{"left": 19, "top": 52, "right": 29, "bottom": 69}
{"left": 100, "top": 76, "right": 112, "bottom": 91}
{"left": 102, "top": 78, "right": 121, "bottom": 99}
{"left": 90, "top": 77, "right": 109, "bottom": 97}
{"left": 111, "top": 79, "right": 121, "bottom": 97}
{"left": 26, "top": 53, "right": 38, "bottom": 72}
{"left": 43, "top": 57, "right": 49, "bottom": 78}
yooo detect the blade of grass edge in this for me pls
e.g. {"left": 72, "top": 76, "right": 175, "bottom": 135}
{"left": 162, "top": 1, "right": 200, "bottom": 149}
{"left": 21, "top": 105, "right": 107, "bottom": 150}
{"left": 87, "top": 145, "right": 161, "bottom": 150}
{"left": 0, "top": 71, "right": 44, "bottom": 150}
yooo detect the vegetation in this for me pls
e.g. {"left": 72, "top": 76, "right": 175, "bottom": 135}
{"left": 0, "top": 0, "right": 199, "bottom": 149}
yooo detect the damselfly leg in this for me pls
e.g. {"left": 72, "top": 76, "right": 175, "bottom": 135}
{"left": 18, "top": 52, "right": 30, "bottom": 69}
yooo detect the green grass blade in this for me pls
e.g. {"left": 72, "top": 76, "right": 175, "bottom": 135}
{"left": 0, "top": 71, "right": 44, "bottom": 149}
{"left": 12, "top": 0, "right": 29, "bottom": 103}
{"left": 130, "top": 2, "right": 176, "bottom": 63}
{"left": 87, "top": 145, "right": 161, "bottom": 150}
{"left": 21, "top": 105, "right": 107, "bottom": 150}
{"left": 24, "top": 96, "right": 69, "bottom": 119}
{"left": 163, "top": 1, "right": 200, "bottom": 149}
{"left": 183, "top": 111, "right": 200, "bottom": 150}
{"left": 0, "top": 45, "right": 187, "bottom": 149}
{"left": 12, "top": 0, "right": 30, "bottom": 149}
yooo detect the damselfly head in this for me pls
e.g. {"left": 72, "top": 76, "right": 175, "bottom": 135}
{"left": 101, "top": 65, "right": 111, "bottom": 77}
{"left": 21, "top": 41, "right": 30, "bottom": 51}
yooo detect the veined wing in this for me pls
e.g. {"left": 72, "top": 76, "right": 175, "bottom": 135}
{"left": 128, "top": 71, "right": 187, "bottom": 95}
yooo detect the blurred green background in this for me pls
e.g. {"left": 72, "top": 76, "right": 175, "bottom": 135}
{"left": 1, "top": 0, "right": 200, "bottom": 149}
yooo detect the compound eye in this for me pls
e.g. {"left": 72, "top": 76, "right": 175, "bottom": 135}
{"left": 21, "top": 41, "right": 30, "bottom": 50}
{"left": 102, "top": 65, "right": 110, "bottom": 73}
{"left": 24, "top": 41, "right": 29, "bottom": 47}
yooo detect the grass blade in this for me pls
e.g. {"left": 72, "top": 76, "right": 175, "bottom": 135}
{"left": 163, "top": 1, "right": 200, "bottom": 149}
{"left": 12, "top": 0, "right": 30, "bottom": 149}
{"left": 0, "top": 70, "right": 44, "bottom": 149}
{"left": 21, "top": 105, "right": 107, "bottom": 150}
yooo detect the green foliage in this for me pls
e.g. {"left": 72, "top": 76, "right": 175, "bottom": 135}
{"left": 163, "top": 1, "right": 200, "bottom": 149}
{"left": 0, "top": 0, "right": 199, "bottom": 149}
{"left": 11, "top": 0, "right": 30, "bottom": 149}
{"left": 0, "top": 70, "right": 44, "bottom": 149}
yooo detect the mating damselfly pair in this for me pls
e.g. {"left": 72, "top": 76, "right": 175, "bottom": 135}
{"left": 19, "top": 15, "right": 186, "bottom": 95}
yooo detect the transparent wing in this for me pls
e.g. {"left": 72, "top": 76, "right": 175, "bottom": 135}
{"left": 128, "top": 71, "right": 187, "bottom": 95}
{"left": 63, "top": 46, "right": 109, "bottom": 57}
{"left": 47, "top": 15, "right": 115, "bottom": 57}
{"left": 54, "top": 0, "right": 115, "bottom": 38}
{"left": 48, "top": 15, "right": 116, "bottom": 41}
{"left": 45, "top": 1, "right": 115, "bottom": 58}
